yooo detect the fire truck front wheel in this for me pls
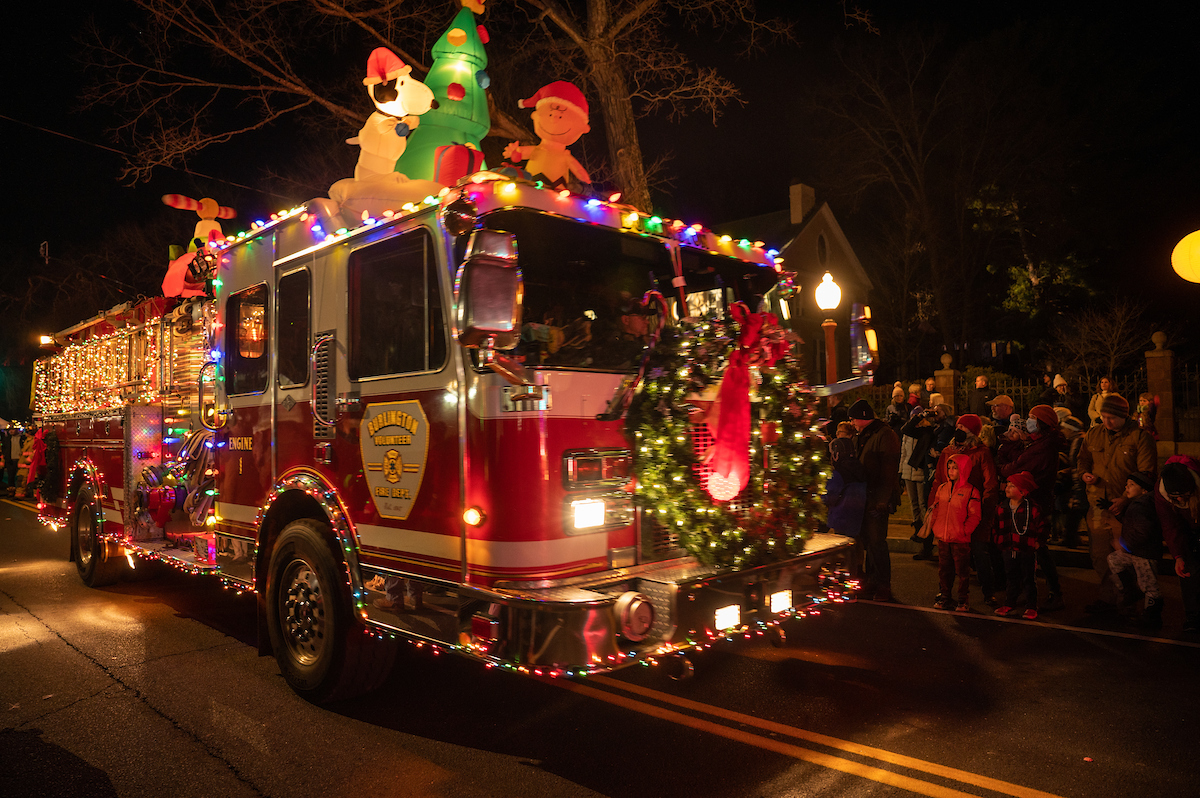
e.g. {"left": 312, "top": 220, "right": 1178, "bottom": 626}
{"left": 266, "top": 519, "right": 396, "bottom": 703}
{"left": 72, "top": 488, "right": 126, "bottom": 588}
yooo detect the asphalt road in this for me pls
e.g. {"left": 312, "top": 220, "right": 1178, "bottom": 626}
{"left": 3, "top": 497, "right": 1199, "bottom": 798}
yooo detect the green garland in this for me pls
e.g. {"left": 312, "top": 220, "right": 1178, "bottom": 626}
{"left": 625, "top": 313, "right": 829, "bottom": 568}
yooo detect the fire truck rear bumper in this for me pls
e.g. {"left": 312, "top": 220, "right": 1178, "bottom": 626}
{"left": 362, "top": 532, "right": 854, "bottom": 674}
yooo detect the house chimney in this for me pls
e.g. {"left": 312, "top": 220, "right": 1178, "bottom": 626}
{"left": 789, "top": 183, "right": 815, "bottom": 226}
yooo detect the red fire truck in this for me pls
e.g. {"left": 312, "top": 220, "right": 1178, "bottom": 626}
{"left": 34, "top": 176, "right": 856, "bottom": 701}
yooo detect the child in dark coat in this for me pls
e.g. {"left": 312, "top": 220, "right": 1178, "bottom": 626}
{"left": 1108, "top": 471, "right": 1163, "bottom": 628}
{"left": 993, "top": 471, "right": 1045, "bottom": 619}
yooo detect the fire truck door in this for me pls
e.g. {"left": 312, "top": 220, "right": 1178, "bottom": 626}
{"left": 325, "top": 227, "right": 462, "bottom": 580}
{"left": 217, "top": 282, "right": 274, "bottom": 514}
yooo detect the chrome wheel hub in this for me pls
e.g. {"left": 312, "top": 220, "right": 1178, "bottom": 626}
{"left": 76, "top": 508, "right": 95, "bottom": 568}
{"left": 280, "top": 559, "right": 327, "bottom": 666}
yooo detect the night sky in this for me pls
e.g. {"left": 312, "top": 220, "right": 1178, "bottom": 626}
{"left": 5, "top": 1, "right": 1200, "bottom": 337}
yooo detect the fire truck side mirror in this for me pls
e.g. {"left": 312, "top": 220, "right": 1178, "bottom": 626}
{"left": 455, "top": 230, "right": 522, "bottom": 350}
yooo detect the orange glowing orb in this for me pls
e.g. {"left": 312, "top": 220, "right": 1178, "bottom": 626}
{"left": 1171, "top": 229, "right": 1200, "bottom": 283}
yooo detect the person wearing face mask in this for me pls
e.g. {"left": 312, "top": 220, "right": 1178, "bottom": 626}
{"left": 1077, "top": 394, "right": 1157, "bottom": 616}
{"left": 1155, "top": 458, "right": 1200, "bottom": 633}
{"left": 930, "top": 413, "right": 1001, "bottom": 607}
{"left": 997, "top": 405, "right": 1067, "bottom": 611}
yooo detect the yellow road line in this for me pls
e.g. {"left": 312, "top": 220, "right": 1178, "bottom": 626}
{"left": 1, "top": 499, "right": 34, "bottom": 511}
{"left": 564, "top": 681, "right": 992, "bottom": 798}
{"left": 584, "top": 676, "right": 1064, "bottom": 798}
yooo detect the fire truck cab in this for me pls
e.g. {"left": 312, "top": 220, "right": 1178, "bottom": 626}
{"left": 36, "top": 176, "right": 853, "bottom": 701}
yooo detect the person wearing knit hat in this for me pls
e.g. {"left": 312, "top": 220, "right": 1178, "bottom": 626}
{"left": 1099, "top": 394, "right": 1130, "bottom": 419}
{"left": 930, "top": 409, "right": 1001, "bottom": 606}
{"left": 848, "top": 399, "right": 875, "bottom": 420}
{"left": 998, "top": 403, "right": 1069, "bottom": 610}
{"left": 1127, "top": 471, "right": 1155, "bottom": 491}
{"left": 1054, "top": 406, "right": 1070, "bottom": 424}
{"left": 1027, "top": 404, "right": 1059, "bottom": 432}
{"left": 503, "top": 81, "right": 592, "bottom": 186}
{"left": 1052, "top": 373, "right": 1086, "bottom": 420}
{"left": 956, "top": 413, "right": 982, "bottom": 438}
{"left": 1104, "top": 469, "right": 1165, "bottom": 628}
{"left": 849, "top": 396, "right": 901, "bottom": 602}
{"left": 1078, "top": 383, "right": 1157, "bottom": 615}
{"left": 993, "top": 470, "right": 1047, "bottom": 619}
{"left": 1155, "top": 457, "right": 1200, "bottom": 632}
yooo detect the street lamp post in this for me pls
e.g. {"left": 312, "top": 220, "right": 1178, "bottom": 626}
{"left": 815, "top": 272, "right": 841, "bottom": 385}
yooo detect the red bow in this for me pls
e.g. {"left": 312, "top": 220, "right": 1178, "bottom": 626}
{"left": 704, "top": 305, "right": 789, "bottom": 499}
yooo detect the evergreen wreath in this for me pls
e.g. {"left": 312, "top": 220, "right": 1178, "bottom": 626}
{"left": 625, "top": 312, "right": 829, "bottom": 568}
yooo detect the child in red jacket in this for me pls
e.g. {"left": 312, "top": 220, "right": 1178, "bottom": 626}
{"left": 922, "top": 453, "right": 982, "bottom": 611}
{"left": 993, "top": 471, "right": 1045, "bottom": 620}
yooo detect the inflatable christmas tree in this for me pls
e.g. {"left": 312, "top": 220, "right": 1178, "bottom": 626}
{"left": 394, "top": 2, "right": 490, "bottom": 182}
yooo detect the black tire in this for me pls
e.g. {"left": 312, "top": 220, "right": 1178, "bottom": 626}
{"left": 72, "top": 488, "right": 126, "bottom": 587}
{"left": 265, "top": 519, "right": 396, "bottom": 703}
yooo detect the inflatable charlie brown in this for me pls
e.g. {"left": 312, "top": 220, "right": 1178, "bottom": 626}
{"left": 503, "top": 81, "right": 592, "bottom": 188}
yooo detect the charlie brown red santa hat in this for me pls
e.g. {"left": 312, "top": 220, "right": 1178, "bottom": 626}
{"left": 518, "top": 81, "right": 589, "bottom": 122}
{"left": 363, "top": 48, "right": 411, "bottom": 86}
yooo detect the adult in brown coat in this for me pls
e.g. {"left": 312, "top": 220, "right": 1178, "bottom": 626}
{"left": 1077, "top": 394, "right": 1157, "bottom": 613}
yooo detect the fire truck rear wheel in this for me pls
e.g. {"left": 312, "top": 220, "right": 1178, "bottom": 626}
{"left": 266, "top": 519, "right": 396, "bottom": 703}
{"left": 72, "top": 488, "right": 126, "bottom": 588}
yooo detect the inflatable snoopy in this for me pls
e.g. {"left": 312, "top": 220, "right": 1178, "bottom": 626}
{"left": 330, "top": 48, "right": 445, "bottom": 217}
{"left": 350, "top": 48, "right": 437, "bottom": 179}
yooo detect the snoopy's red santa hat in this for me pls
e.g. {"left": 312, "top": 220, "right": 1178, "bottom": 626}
{"left": 363, "top": 47, "right": 412, "bottom": 86}
{"left": 518, "top": 81, "right": 589, "bottom": 122}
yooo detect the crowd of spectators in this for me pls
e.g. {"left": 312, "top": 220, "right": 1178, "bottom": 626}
{"left": 820, "top": 374, "right": 1199, "bottom": 634}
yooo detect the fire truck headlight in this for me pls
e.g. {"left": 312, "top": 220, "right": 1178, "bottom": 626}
{"left": 714, "top": 604, "right": 741, "bottom": 631}
{"left": 769, "top": 590, "right": 792, "bottom": 614}
{"left": 571, "top": 499, "right": 606, "bottom": 530}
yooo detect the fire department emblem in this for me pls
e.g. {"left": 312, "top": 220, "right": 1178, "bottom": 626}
{"left": 361, "top": 400, "right": 429, "bottom": 520}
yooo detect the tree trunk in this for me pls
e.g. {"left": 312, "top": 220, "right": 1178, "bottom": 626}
{"left": 585, "top": 51, "right": 651, "bottom": 211}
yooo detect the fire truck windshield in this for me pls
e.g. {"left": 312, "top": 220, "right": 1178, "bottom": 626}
{"left": 470, "top": 209, "right": 675, "bottom": 371}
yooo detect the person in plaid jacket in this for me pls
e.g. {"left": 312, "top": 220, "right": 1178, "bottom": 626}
{"left": 993, "top": 471, "right": 1046, "bottom": 620}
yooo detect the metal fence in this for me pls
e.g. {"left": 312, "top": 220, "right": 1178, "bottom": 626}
{"left": 835, "top": 370, "right": 1148, "bottom": 422}
{"left": 1176, "top": 362, "right": 1200, "bottom": 442}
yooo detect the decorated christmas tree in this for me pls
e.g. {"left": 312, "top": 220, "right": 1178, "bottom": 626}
{"left": 394, "top": 1, "right": 491, "bottom": 181}
{"left": 625, "top": 301, "right": 828, "bottom": 569}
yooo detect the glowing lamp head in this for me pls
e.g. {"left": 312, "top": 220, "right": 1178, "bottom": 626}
{"left": 1172, "top": 230, "right": 1200, "bottom": 283}
{"left": 463, "top": 507, "right": 486, "bottom": 526}
{"left": 815, "top": 272, "right": 841, "bottom": 312}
